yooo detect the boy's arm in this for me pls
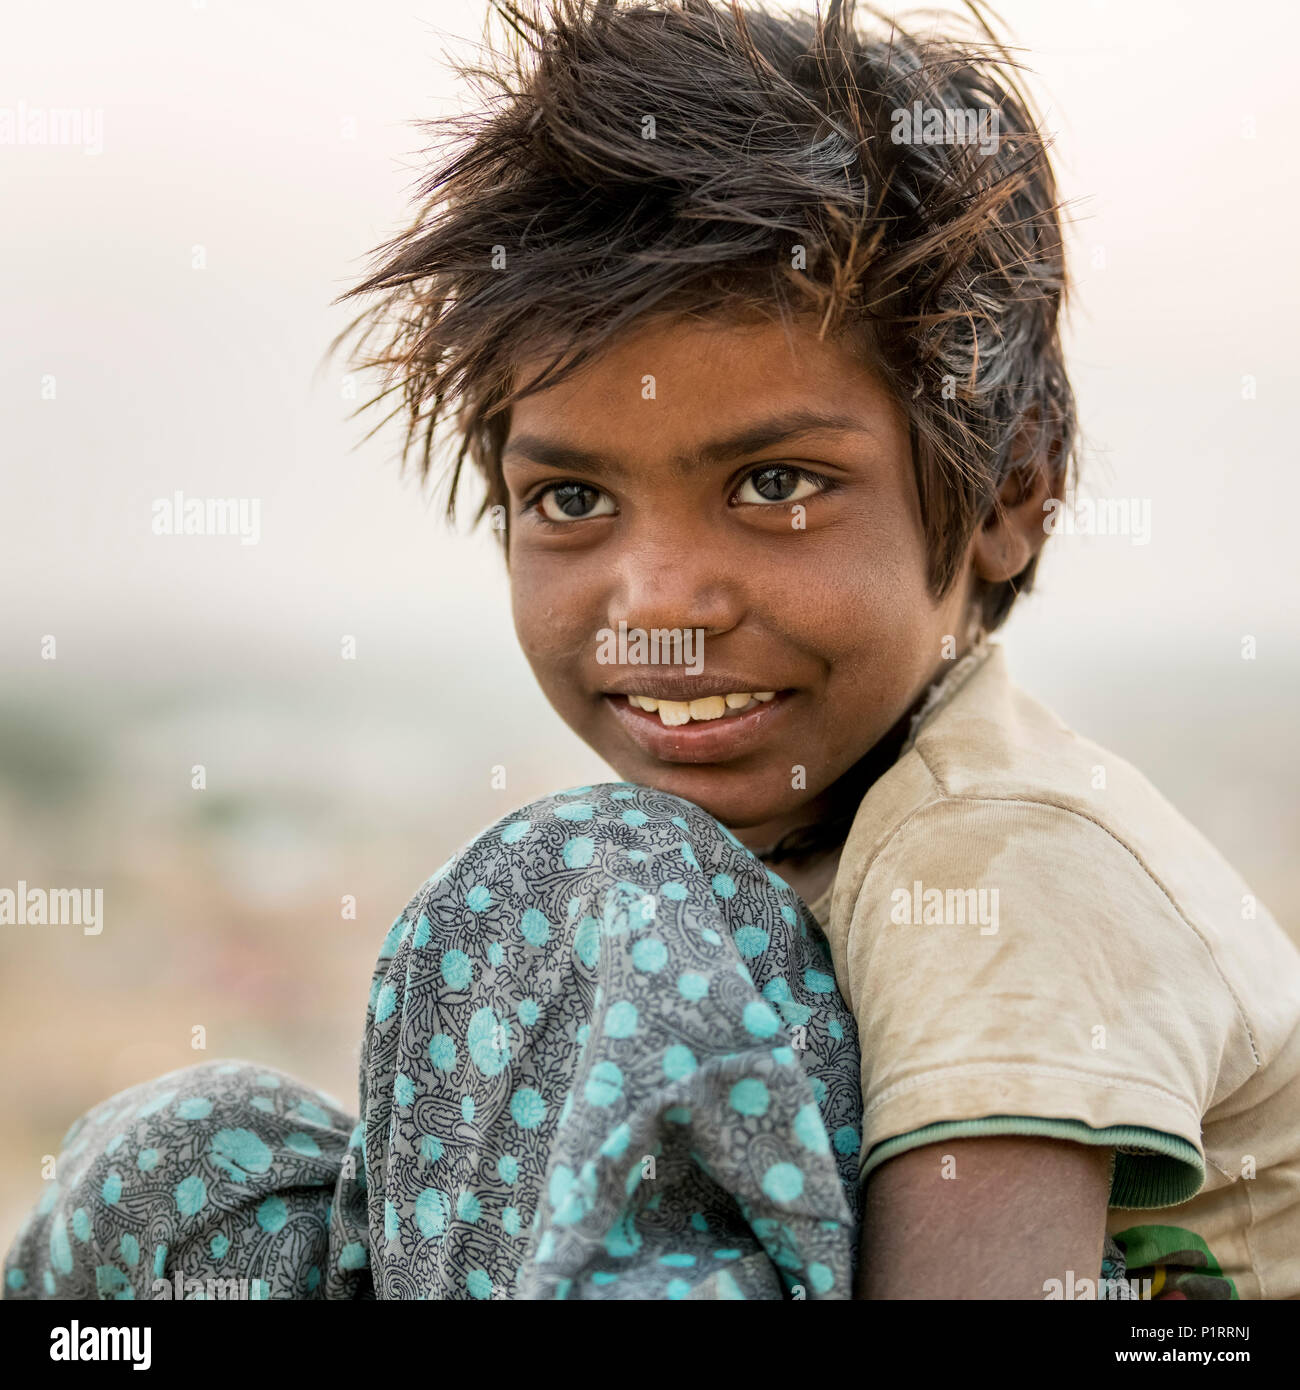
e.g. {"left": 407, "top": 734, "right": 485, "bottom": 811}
{"left": 855, "top": 1134, "right": 1113, "bottom": 1299}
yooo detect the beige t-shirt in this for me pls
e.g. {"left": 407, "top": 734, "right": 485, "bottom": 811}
{"left": 809, "top": 641, "right": 1300, "bottom": 1299}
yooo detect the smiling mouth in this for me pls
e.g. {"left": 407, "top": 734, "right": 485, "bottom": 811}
{"left": 603, "top": 686, "right": 794, "bottom": 765}
{"left": 621, "top": 690, "right": 778, "bottom": 727}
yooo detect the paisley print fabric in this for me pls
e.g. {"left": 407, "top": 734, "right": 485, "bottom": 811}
{"left": 5, "top": 783, "right": 865, "bottom": 1300}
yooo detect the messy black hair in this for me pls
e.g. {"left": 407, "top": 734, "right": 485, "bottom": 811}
{"left": 335, "top": 0, "right": 1076, "bottom": 631}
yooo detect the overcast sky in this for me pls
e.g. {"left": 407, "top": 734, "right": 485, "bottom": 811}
{"left": 2, "top": 0, "right": 1296, "bottom": 687}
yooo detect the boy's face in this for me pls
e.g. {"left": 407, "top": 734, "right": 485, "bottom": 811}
{"left": 501, "top": 312, "right": 974, "bottom": 841}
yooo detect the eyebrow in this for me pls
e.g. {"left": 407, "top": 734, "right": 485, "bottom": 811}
{"left": 500, "top": 408, "right": 877, "bottom": 478}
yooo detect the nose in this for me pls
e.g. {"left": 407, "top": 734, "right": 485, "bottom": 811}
{"left": 604, "top": 527, "right": 743, "bottom": 639}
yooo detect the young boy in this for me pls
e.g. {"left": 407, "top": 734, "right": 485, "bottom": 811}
{"left": 333, "top": 0, "right": 1299, "bottom": 1298}
{"left": 6, "top": 0, "right": 1296, "bottom": 1301}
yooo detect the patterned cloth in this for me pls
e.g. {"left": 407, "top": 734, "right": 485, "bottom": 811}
{"left": 2, "top": 780, "right": 1140, "bottom": 1300}
{"left": 5, "top": 783, "right": 866, "bottom": 1300}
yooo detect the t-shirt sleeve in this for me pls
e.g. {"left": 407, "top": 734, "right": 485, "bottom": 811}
{"left": 842, "top": 797, "right": 1248, "bottom": 1207}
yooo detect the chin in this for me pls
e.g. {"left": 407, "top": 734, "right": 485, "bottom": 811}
{"left": 607, "top": 759, "right": 789, "bottom": 830}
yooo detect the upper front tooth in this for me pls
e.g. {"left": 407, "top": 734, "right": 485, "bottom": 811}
{"left": 629, "top": 694, "right": 658, "bottom": 710}
{"left": 656, "top": 700, "right": 692, "bottom": 726}
{"left": 689, "top": 696, "right": 726, "bottom": 721}
{"left": 724, "top": 692, "right": 752, "bottom": 708}
{"left": 752, "top": 691, "right": 776, "bottom": 702}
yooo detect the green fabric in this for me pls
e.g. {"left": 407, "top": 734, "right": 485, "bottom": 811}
{"left": 1111, "top": 1224, "right": 1240, "bottom": 1301}
{"left": 861, "top": 1115, "right": 1204, "bottom": 1208}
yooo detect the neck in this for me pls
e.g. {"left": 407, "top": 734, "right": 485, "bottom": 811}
{"left": 732, "top": 705, "right": 914, "bottom": 864}
{"left": 732, "top": 645, "right": 973, "bottom": 863}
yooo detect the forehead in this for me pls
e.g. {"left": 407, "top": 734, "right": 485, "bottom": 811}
{"left": 503, "top": 311, "right": 903, "bottom": 461}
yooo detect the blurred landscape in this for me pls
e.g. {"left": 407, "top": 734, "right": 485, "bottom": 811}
{"left": 2, "top": 596, "right": 1296, "bottom": 1253}
{"left": 2, "top": 0, "right": 1298, "bottom": 1256}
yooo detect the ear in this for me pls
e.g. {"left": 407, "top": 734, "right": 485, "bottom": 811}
{"left": 971, "top": 452, "right": 1063, "bottom": 585}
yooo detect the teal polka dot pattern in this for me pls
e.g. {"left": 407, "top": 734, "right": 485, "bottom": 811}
{"left": 1, "top": 1061, "right": 365, "bottom": 1301}
{"left": 662, "top": 1044, "right": 698, "bottom": 1081}
{"left": 338, "top": 1242, "right": 367, "bottom": 1271}
{"left": 833, "top": 1125, "right": 861, "bottom": 1156}
{"left": 562, "top": 836, "right": 595, "bottom": 869}
{"left": 762, "top": 1162, "right": 805, "bottom": 1203}
{"left": 415, "top": 1188, "right": 450, "bottom": 1236}
{"left": 677, "top": 972, "right": 709, "bottom": 1001}
{"left": 440, "top": 950, "right": 473, "bottom": 989}
{"left": 603, "top": 1001, "right": 638, "bottom": 1038}
{"left": 339, "top": 783, "right": 864, "bottom": 1298}
{"left": 520, "top": 907, "right": 551, "bottom": 946}
{"left": 584, "top": 1061, "right": 624, "bottom": 1107}
{"left": 742, "top": 1000, "right": 782, "bottom": 1038}
{"left": 428, "top": 1033, "right": 457, "bottom": 1071}
{"left": 286, "top": 1131, "right": 321, "bottom": 1158}
{"left": 174, "top": 1176, "right": 206, "bottom": 1217}
{"left": 510, "top": 1088, "right": 547, "bottom": 1130}
{"left": 734, "top": 925, "right": 770, "bottom": 958}
{"left": 257, "top": 1196, "right": 288, "bottom": 1234}
{"left": 630, "top": 937, "right": 668, "bottom": 972}
{"left": 729, "top": 1078, "right": 771, "bottom": 1117}
{"left": 808, "top": 1261, "right": 835, "bottom": 1294}
{"left": 364, "top": 789, "right": 873, "bottom": 1295}
{"left": 5, "top": 784, "right": 863, "bottom": 1303}
{"left": 794, "top": 1103, "right": 831, "bottom": 1154}
{"left": 573, "top": 915, "right": 601, "bottom": 969}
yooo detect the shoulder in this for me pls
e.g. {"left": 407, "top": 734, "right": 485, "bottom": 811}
{"left": 825, "top": 644, "right": 1300, "bottom": 1069}
{"left": 832, "top": 644, "right": 1199, "bottom": 918}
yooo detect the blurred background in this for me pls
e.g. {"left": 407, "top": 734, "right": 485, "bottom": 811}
{"left": 2, "top": 0, "right": 1297, "bottom": 1251}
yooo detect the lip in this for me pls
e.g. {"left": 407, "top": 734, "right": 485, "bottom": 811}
{"left": 600, "top": 672, "right": 782, "bottom": 704}
{"left": 605, "top": 689, "right": 795, "bottom": 764}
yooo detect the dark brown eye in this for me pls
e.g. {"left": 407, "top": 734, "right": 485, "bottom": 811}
{"left": 736, "top": 466, "right": 822, "bottom": 505}
{"left": 538, "top": 483, "right": 615, "bottom": 522}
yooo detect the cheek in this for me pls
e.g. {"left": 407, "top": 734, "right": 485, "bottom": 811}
{"left": 813, "top": 505, "right": 935, "bottom": 645}
{"left": 508, "top": 554, "right": 595, "bottom": 682}
{"left": 802, "top": 509, "right": 948, "bottom": 718}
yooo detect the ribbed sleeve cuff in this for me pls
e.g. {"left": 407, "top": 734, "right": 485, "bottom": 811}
{"left": 860, "top": 1115, "right": 1205, "bottom": 1209}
